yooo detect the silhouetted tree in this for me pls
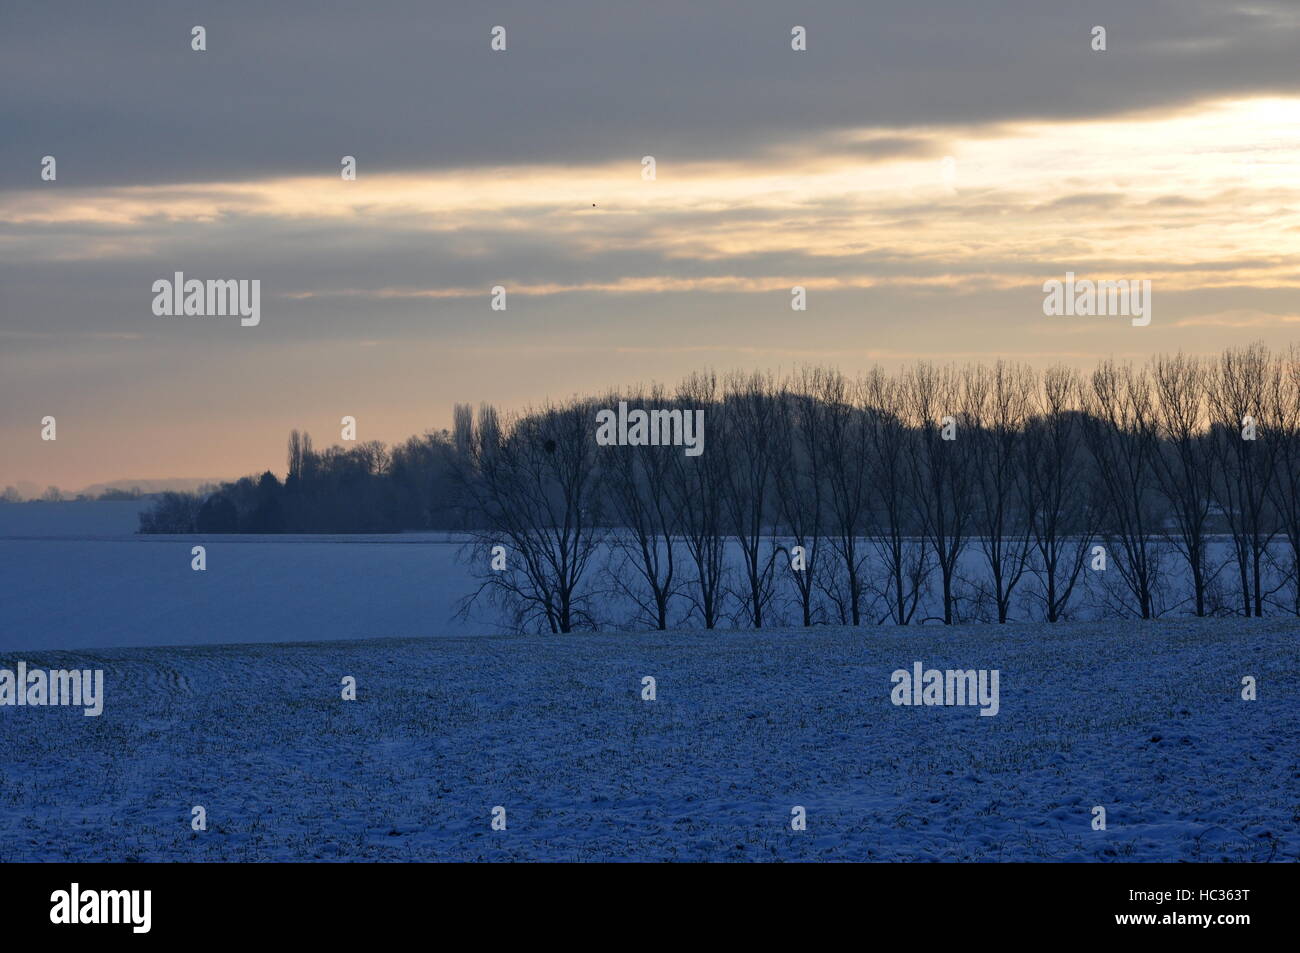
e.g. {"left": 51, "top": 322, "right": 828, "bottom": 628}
{"left": 1021, "top": 366, "right": 1093, "bottom": 622}
{"left": 1150, "top": 353, "right": 1214, "bottom": 616}
{"left": 667, "top": 372, "right": 729, "bottom": 629}
{"left": 772, "top": 368, "right": 828, "bottom": 627}
{"left": 721, "top": 370, "right": 780, "bottom": 628}
{"left": 455, "top": 399, "right": 606, "bottom": 634}
{"left": 196, "top": 494, "right": 239, "bottom": 533}
{"left": 1081, "top": 361, "right": 1163, "bottom": 619}
{"left": 603, "top": 384, "right": 683, "bottom": 630}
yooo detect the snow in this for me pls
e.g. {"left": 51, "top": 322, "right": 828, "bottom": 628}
{"left": 0, "top": 500, "right": 145, "bottom": 537}
{"left": 0, "top": 531, "right": 496, "bottom": 651}
{"left": 0, "top": 620, "right": 1293, "bottom": 861}
{"left": 1, "top": 501, "right": 1293, "bottom": 861}
{"left": 3, "top": 502, "right": 1293, "bottom": 652}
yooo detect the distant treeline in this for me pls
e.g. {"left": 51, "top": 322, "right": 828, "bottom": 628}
{"left": 1, "top": 486, "right": 145, "bottom": 503}
{"left": 138, "top": 431, "right": 464, "bottom": 535}
{"left": 141, "top": 343, "right": 1300, "bottom": 631}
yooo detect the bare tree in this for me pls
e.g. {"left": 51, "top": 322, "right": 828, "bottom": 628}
{"left": 815, "top": 370, "right": 871, "bottom": 625}
{"left": 455, "top": 398, "right": 606, "bottom": 633}
{"left": 1265, "top": 345, "right": 1300, "bottom": 614}
{"left": 1149, "top": 353, "right": 1214, "bottom": 616}
{"left": 1081, "top": 361, "right": 1163, "bottom": 619}
{"left": 355, "top": 440, "right": 390, "bottom": 477}
{"left": 603, "top": 384, "right": 682, "bottom": 630}
{"left": 903, "top": 363, "right": 977, "bottom": 624}
{"left": 667, "top": 372, "right": 729, "bottom": 628}
{"left": 772, "top": 368, "right": 828, "bottom": 627}
{"left": 287, "top": 429, "right": 305, "bottom": 483}
{"left": 1206, "top": 342, "right": 1280, "bottom": 617}
{"left": 720, "top": 371, "right": 780, "bottom": 628}
{"left": 968, "top": 361, "right": 1035, "bottom": 623}
{"left": 1021, "top": 366, "right": 1093, "bottom": 622}
{"left": 862, "top": 366, "right": 927, "bottom": 624}
{"left": 452, "top": 402, "right": 474, "bottom": 458}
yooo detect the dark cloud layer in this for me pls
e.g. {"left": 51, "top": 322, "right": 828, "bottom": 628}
{"left": 2, "top": 0, "right": 1298, "bottom": 188}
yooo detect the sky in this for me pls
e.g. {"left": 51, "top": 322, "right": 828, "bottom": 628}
{"left": 3, "top": 0, "right": 1300, "bottom": 492}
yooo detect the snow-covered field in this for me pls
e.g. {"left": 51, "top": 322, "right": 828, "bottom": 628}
{"left": 3, "top": 501, "right": 1295, "bottom": 652}
{"left": 0, "top": 502, "right": 496, "bottom": 651}
{"left": 0, "top": 533, "right": 497, "bottom": 651}
{"left": 1, "top": 620, "right": 1294, "bottom": 861}
{"left": 1, "top": 502, "right": 1294, "bottom": 861}
{"left": 0, "top": 500, "right": 145, "bottom": 537}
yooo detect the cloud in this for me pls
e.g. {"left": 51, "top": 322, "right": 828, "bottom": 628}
{"left": 5, "top": 2, "right": 1300, "bottom": 486}
{"left": 4, "top": 1, "right": 1300, "bottom": 189}
{"left": 1171, "top": 309, "right": 1300, "bottom": 328}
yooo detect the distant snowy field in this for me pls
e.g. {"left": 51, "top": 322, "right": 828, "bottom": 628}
{"left": 0, "top": 502, "right": 495, "bottom": 651}
{"left": 0, "top": 535, "right": 498, "bottom": 651}
{"left": 4, "top": 501, "right": 1294, "bottom": 652}
{"left": 0, "top": 499, "right": 143, "bottom": 537}
{"left": 0, "top": 620, "right": 1294, "bottom": 861}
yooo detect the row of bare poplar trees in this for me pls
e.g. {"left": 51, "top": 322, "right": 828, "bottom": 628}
{"left": 451, "top": 343, "right": 1300, "bottom": 633}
